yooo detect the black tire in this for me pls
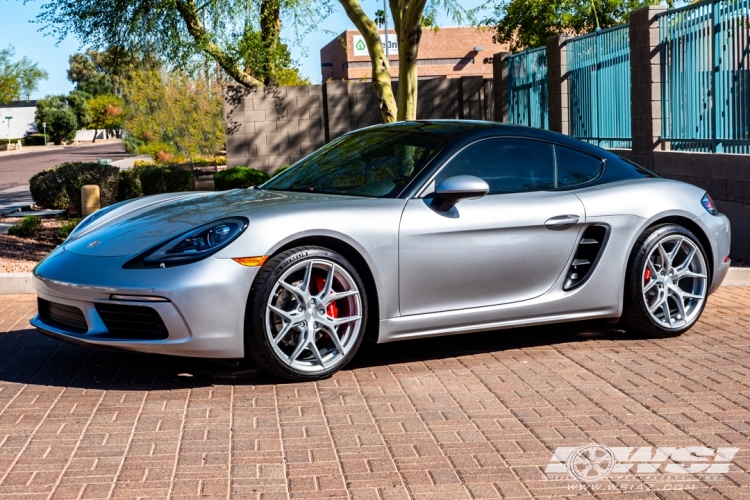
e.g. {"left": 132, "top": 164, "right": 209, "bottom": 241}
{"left": 622, "top": 224, "right": 709, "bottom": 337}
{"left": 245, "top": 246, "right": 368, "bottom": 381}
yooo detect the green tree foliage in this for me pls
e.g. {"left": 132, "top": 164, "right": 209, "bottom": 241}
{"left": 0, "top": 46, "right": 48, "bottom": 104}
{"left": 88, "top": 94, "right": 125, "bottom": 142}
{"left": 66, "top": 90, "right": 92, "bottom": 129}
{"left": 487, "top": 0, "right": 658, "bottom": 51}
{"left": 237, "top": 31, "right": 309, "bottom": 86}
{"left": 67, "top": 49, "right": 159, "bottom": 96}
{"left": 34, "top": 96, "right": 79, "bottom": 145}
{"left": 38, "top": 0, "right": 329, "bottom": 89}
{"left": 123, "top": 68, "right": 224, "bottom": 160}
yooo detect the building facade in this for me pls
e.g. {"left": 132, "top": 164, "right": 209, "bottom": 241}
{"left": 320, "top": 27, "right": 502, "bottom": 82}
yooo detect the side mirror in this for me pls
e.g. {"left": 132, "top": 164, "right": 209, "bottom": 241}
{"left": 432, "top": 175, "right": 489, "bottom": 211}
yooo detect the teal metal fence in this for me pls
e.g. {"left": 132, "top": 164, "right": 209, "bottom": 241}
{"left": 659, "top": 0, "right": 750, "bottom": 154}
{"left": 566, "top": 25, "right": 632, "bottom": 149}
{"left": 507, "top": 48, "right": 549, "bottom": 129}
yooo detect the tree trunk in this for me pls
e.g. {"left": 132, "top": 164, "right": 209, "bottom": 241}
{"left": 396, "top": 0, "right": 427, "bottom": 121}
{"left": 260, "top": 0, "right": 281, "bottom": 86}
{"left": 338, "top": 0, "right": 398, "bottom": 123}
{"left": 175, "top": 0, "right": 263, "bottom": 89}
{"left": 92, "top": 129, "right": 97, "bottom": 143}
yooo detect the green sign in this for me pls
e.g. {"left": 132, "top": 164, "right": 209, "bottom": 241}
{"left": 355, "top": 39, "right": 366, "bottom": 51}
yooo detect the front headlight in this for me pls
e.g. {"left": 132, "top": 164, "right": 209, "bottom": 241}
{"left": 125, "top": 217, "right": 248, "bottom": 268}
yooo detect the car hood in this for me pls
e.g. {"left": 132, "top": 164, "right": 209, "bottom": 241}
{"left": 63, "top": 189, "right": 348, "bottom": 257}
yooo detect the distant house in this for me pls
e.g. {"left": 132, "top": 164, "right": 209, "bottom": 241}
{"left": 0, "top": 101, "right": 38, "bottom": 139}
{"left": 0, "top": 100, "right": 104, "bottom": 143}
{"left": 320, "top": 27, "right": 504, "bottom": 82}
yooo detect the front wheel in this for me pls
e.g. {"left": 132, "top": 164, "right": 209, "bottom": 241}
{"left": 622, "top": 224, "right": 709, "bottom": 336}
{"left": 245, "top": 246, "right": 367, "bottom": 381}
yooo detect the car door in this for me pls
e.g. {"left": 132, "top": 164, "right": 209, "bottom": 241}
{"left": 398, "top": 137, "right": 586, "bottom": 316}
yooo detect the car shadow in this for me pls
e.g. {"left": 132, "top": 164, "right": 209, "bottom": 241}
{"left": 0, "top": 322, "right": 663, "bottom": 390}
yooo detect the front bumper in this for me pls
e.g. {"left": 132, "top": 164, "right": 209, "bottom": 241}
{"left": 31, "top": 248, "right": 259, "bottom": 358}
{"left": 699, "top": 211, "right": 731, "bottom": 295}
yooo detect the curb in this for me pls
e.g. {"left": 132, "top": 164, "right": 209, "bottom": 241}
{"left": 0, "top": 273, "right": 34, "bottom": 294}
{"left": 1, "top": 268, "right": 750, "bottom": 296}
{"left": 722, "top": 267, "right": 750, "bottom": 287}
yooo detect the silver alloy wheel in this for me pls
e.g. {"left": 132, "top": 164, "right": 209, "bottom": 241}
{"left": 265, "top": 259, "right": 362, "bottom": 373}
{"left": 641, "top": 235, "right": 707, "bottom": 329}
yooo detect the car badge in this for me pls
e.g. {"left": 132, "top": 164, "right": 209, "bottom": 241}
{"left": 87, "top": 241, "right": 101, "bottom": 248}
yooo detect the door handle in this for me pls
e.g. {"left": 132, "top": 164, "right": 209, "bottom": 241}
{"left": 545, "top": 215, "right": 580, "bottom": 229}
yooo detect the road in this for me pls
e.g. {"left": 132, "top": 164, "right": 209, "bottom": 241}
{"left": 0, "top": 288, "right": 748, "bottom": 498}
{"left": 0, "top": 142, "right": 133, "bottom": 192}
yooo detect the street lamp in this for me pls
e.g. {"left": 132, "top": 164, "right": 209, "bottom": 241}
{"left": 383, "top": 0, "right": 389, "bottom": 59}
{"left": 4, "top": 116, "right": 11, "bottom": 147}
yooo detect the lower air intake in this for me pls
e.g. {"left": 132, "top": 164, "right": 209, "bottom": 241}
{"left": 38, "top": 298, "right": 88, "bottom": 333}
{"left": 95, "top": 303, "right": 169, "bottom": 340}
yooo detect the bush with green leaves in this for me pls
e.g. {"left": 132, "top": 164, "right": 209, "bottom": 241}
{"left": 23, "top": 134, "right": 48, "bottom": 146}
{"left": 30, "top": 162, "right": 119, "bottom": 214}
{"left": 29, "top": 167, "right": 70, "bottom": 210}
{"left": 122, "top": 135, "right": 143, "bottom": 154}
{"left": 139, "top": 166, "right": 193, "bottom": 195}
{"left": 58, "top": 162, "right": 120, "bottom": 214}
{"left": 273, "top": 165, "right": 291, "bottom": 177}
{"left": 214, "top": 166, "right": 270, "bottom": 191}
{"left": 57, "top": 219, "right": 80, "bottom": 240}
{"left": 115, "top": 165, "right": 148, "bottom": 202}
{"left": 8, "top": 216, "right": 42, "bottom": 237}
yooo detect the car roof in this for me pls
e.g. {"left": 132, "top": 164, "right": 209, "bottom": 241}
{"left": 365, "top": 120, "right": 621, "bottom": 161}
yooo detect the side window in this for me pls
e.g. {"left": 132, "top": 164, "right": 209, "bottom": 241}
{"left": 435, "top": 138, "right": 555, "bottom": 195}
{"left": 556, "top": 146, "right": 603, "bottom": 188}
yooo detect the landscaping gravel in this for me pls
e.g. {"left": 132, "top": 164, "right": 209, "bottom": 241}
{"left": 0, "top": 217, "right": 63, "bottom": 273}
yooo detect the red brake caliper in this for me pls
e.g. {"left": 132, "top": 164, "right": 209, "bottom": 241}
{"left": 644, "top": 267, "right": 651, "bottom": 285}
{"left": 312, "top": 276, "right": 338, "bottom": 318}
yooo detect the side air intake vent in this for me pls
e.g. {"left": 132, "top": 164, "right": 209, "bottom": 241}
{"left": 564, "top": 225, "right": 610, "bottom": 291}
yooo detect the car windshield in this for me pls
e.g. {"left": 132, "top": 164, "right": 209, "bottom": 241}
{"left": 260, "top": 129, "right": 445, "bottom": 198}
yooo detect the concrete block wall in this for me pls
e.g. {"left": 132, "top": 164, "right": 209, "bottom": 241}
{"left": 225, "top": 76, "right": 496, "bottom": 173}
{"left": 223, "top": 86, "right": 325, "bottom": 174}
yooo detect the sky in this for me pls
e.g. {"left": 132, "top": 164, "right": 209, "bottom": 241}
{"left": 0, "top": 0, "right": 491, "bottom": 98}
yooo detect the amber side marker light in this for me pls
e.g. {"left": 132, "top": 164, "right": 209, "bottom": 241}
{"left": 232, "top": 256, "right": 269, "bottom": 267}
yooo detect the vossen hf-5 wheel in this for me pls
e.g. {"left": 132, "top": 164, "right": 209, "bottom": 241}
{"left": 623, "top": 224, "right": 709, "bottom": 336}
{"left": 246, "top": 246, "right": 367, "bottom": 381}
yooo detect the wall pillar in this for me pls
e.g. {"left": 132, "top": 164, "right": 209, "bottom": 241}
{"left": 493, "top": 52, "right": 511, "bottom": 122}
{"left": 546, "top": 34, "right": 572, "bottom": 134}
{"left": 629, "top": 5, "right": 666, "bottom": 169}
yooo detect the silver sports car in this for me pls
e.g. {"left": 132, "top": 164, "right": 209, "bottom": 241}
{"left": 31, "top": 121, "right": 731, "bottom": 381}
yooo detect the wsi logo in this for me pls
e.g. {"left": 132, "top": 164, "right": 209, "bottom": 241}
{"left": 545, "top": 445, "right": 739, "bottom": 482}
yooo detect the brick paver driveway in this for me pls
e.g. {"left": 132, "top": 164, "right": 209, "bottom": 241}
{"left": 0, "top": 290, "right": 748, "bottom": 499}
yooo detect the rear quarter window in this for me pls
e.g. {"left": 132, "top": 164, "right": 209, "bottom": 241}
{"left": 556, "top": 146, "right": 603, "bottom": 188}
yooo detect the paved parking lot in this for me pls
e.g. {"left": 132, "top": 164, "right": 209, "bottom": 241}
{"left": 0, "top": 290, "right": 749, "bottom": 499}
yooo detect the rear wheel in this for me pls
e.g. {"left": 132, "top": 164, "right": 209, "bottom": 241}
{"left": 622, "top": 224, "right": 709, "bottom": 336}
{"left": 246, "top": 246, "right": 367, "bottom": 381}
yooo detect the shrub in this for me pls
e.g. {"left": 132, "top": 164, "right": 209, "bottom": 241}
{"left": 29, "top": 168, "right": 70, "bottom": 210}
{"left": 273, "top": 165, "right": 292, "bottom": 177}
{"left": 57, "top": 163, "right": 120, "bottom": 215}
{"left": 139, "top": 166, "right": 193, "bottom": 195}
{"left": 214, "top": 167, "right": 270, "bottom": 191}
{"left": 132, "top": 160, "right": 155, "bottom": 168}
{"left": 123, "top": 135, "right": 143, "bottom": 154}
{"left": 29, "top": 162, "right": 119, "bottom": 214}
{"left": 116, "top": 166, "right": 146, "bottom": 202}
{"left": 23, "top": 134, "right": 48, "bottom": 146}
{"left": 57, "top": 219, "right": 80, "bottom": 240}
{"left": 8, "top": 216, "right": 42, "bottom": 237}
